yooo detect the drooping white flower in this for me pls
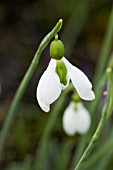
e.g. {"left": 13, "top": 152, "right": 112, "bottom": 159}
{"left": 62, "top": 101, "right": 91, "bottom": 136}
{"left": 36, "top": 57, "right": 95, "bottom": 112}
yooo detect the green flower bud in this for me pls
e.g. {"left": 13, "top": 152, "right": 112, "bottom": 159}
{"left": 56, "top": 60, "right": 67, "bottom": 85}
{"left": 50, "top": 36, "right": 64, "bottom": 60}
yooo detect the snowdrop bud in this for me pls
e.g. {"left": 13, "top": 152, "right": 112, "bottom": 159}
{"left": 62, "top": 101, "right": 91, "bottom": 136}
{"left": 56, "top": 60, "right": 67, "bottom": 85}
{"left": 50, "top": 34, "right": 64, "bottom": 60}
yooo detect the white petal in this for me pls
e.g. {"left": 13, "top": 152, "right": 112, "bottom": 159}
{"left": 76, "top": 103, "right": 91, "bottom": 134}
{"left": 62, "top": 57, "right": 95, "bottom": 100}
{"left": 62, "top": 102, "right": 78, "bottom": 136}
{"left": 36, "top": 59, "right": 61, "bottom": 112}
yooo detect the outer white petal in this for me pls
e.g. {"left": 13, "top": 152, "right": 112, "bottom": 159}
{"left": 62, "top": 102, "right": 78, "bottom": 136}
{"left": 62, "top": 57, "right": 95, "bottom": 100}
{"left": 76, "top": 103, "right": 91, "bottom": 134}
{"left": 36, "top": 59, "right": 61, "bottom": 112}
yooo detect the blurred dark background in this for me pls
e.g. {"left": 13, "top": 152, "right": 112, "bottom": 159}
{"left": 0, "top": 0, "right": 112, "bottom": 103}
{"left": 0, "top": 0, "right": 113, "bottom": 169}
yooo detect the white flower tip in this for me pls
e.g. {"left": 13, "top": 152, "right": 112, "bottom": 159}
{"left": 39, "top": 103, "right": 50, "bottom": 112}
{"left": 80, "top": 89, "right": 95, "bottom": 101}
{"left": 62, "top": 120, "right": 77, "bottom": 136}
{"left": 91, "top": 90, "right": 95, "bottom": 100}
{"left": 75, "top": 105, "right": 91, "bottom": 134}
{"left": 77, "top": 116, "right": 91, "bottom": 134}
{"left": 36, "top": 89, "right": 50, "bottom": 112}
{"left": 62, "top": 103, "right": 77, "bottom": 136}
{"left": 86, "top": 90, "right": 95, "bottom": 101}
{"left": 64, "top": 128, "right": 76, "bottom": 136}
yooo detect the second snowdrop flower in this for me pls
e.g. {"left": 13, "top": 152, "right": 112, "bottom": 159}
{"left": 36, "top": 34, "right": 95, "bottom": 112}
{"left": 62, "top": 101, "right": 91, "bottom": 136}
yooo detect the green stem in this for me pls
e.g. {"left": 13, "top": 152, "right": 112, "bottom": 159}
{"left": 74, "top": 117, "right": 106, "bottom": 170}
{"left": 74, "top": 68, "right": 113, "bottom": 170}
{"left": 72, "top": 51, "right": 113, "bottom": 170}
{"left": 0, "top": 19, "right": 63, "bottom": 158}
{"left": 70, "top": 74, "right": 106, "bottom": 170}
{"left": 71, "top": 52, "right": 113, "bottom": 169}
{"left": 83, "top": 131, "right": 113, "bottom": 169}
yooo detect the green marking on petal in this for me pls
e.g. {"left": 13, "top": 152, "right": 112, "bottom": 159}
{"left": 74, "top": 104, "right": 78, "bottom": 111}
{"left": 56, "top": 60, "right": 67, "bottom": 85}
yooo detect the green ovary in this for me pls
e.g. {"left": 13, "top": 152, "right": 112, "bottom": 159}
{"left": 50, "top": 39, "right": 64, "bottom": 60}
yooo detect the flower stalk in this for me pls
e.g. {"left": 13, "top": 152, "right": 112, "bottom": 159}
{"left": 74, "top": 68, "right": 113, "bottom": 170}
{"left": 0, "top": 19, "right": 63, "bottom": 157}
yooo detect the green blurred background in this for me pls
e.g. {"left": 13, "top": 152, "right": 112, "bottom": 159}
{"left": 0, "top": 0, "right": 113, "bottom": 170}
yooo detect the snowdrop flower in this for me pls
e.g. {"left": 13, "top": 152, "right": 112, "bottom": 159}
{"left": 36, "top": 35, "right": 95, "bottom": 112}
{"left": 62, "top": 101, "right": 91, "bottom": 136}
